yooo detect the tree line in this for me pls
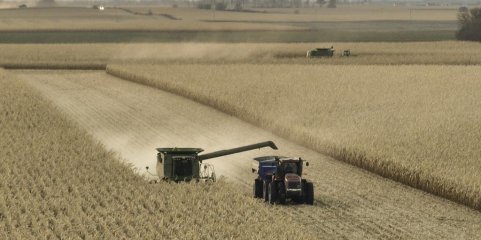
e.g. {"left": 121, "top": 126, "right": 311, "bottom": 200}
{"left": 457, "top": 7, "right": 481, "bottom": 41}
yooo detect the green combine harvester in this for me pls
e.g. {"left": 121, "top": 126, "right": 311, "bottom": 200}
{"left": 306, "top": 47, "right": 335, "bottom": 58}
{"left": 150, "top": 141, "right": 278, "bottom": 182}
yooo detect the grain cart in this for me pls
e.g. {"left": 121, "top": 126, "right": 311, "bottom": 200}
{"left": 307, "top": 47, "right": 334, "bottom": 58}
{"left": 152, "top": 141, "right": 278, "bottom": 182}
{"left": 252, "top": 156, "right": 278, "bottom": 201}
{"left": 252, "top": 156, "right": 314, "bottom": 205}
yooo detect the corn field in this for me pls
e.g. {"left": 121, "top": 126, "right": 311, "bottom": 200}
{"left": 0, "top": 69, "right": 315, "bottom": 239}
{"left": 107, "top": 63, "right": 481, "bottom": 210}
{"left": 2, "top": 42, "right": 481, "bottom": 69}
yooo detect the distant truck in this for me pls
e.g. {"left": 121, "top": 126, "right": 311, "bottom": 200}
{"left": 307, "top": 47, "right": 334, "bottom": 58}
{"left": 252, "top": 156, "right": 314, "bottom": 205}
{"left": 18, "top": 4, "right": 27, "bottom": 8}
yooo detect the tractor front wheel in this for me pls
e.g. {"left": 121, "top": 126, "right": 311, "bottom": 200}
{"left": 305, "top": 182, "right": 314, "bottom": 205}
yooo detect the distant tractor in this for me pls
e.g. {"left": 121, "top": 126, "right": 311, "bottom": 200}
{"left": 252, "top": 156, "right": 314, "bottom": 205}
{"left": 151, "top": 141, "right": 278, "bottom": 182}
{"left": 307, "top": 47, "right": 335, "bottom": 58}
{"left": 341, "top": 49, "right": 351, "bottom": 57}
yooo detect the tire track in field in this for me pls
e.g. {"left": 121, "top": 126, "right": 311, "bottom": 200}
{"left": 16, "top": 70, "right": 481, "bottom": 239}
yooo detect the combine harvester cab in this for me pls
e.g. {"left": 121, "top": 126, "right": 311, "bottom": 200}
{"left": 155, "top": 148, "right": 204, "bottom": 182}
{"left": 253, "top": 156, "right": 314, "bottom": 205}
{"left": 154, "top": 141, "right": 278, "bottom": 182}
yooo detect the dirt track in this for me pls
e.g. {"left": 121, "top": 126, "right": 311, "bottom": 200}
{"left": 16, "top": 70, "right": 481, "bottom": 239}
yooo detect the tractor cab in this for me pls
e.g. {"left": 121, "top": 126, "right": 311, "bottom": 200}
{"left": 275, "top": 157, "right": 307, "bottom": 179}
{"left": 252, "top": 156, "right": 308, "bottom": 180}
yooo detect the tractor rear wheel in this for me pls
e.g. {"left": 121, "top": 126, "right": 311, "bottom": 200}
{"left": 254, "top": 179, "right": 262, "bottom": 198}
{"left": 305, "top": 182, "right": 314, "bottom": 205}
{"left": 268, "top": 182, "right": 278, "bottom": 204}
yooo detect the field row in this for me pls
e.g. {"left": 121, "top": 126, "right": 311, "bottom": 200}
{"left": 1, "top": 42, "right": 481, "bottom": 67}
{"left": 106, "top": 63, "right": 481, "bottom": 210}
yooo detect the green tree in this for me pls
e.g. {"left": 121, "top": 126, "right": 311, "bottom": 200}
{"left": 456, "top": 7, "right": 481, "bottom": 41}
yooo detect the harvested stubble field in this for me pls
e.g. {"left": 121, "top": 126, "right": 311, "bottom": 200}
{"left": 106, "top": 63, "right": 481, "bottom": 210}
{"left": 0, "top": 6, "right": 457, "bottom": 31}
{"left": 1, "top": 42, "right": 481, "bottom": 68}
{"left": 0, "top": 7, "right": 296, "bottom": 31}
{"left": 132, "top": 5, "right": 457, "bottom": 22}
{"left": 1, "top": 30, "right": 454, "bottom": 43}
{"left": 0, "top": 69, "right": 316, "bottom": 239}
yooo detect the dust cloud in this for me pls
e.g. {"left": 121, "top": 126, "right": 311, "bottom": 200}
{"left": 18, "top": 70, "right": 281, "bottom": 184}
{"left": 96, "top": 114, "right": 281, "bottom": 185}
{"left": 113, "top": 43, "right": 277, "bottom": 62}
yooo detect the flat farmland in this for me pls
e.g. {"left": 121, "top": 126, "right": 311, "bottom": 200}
{"left": 12, "top": 70, "right": 481, "bottom": 239}
{"left": 106, "top": 63, "right": 481, "bottom": 210}
{"left": 135, "top": 5, "right": 458, "bottom": 22}
{"left": 1, "top": 3, "right": 481, "bottom": 238}
{"left": 0, "top": 7, "right": 295, "bottom": 31}
{"left": 0, "top": 6, "right": 457, "bottom": 43}
{"left": 0, "top": 5, "right": 457, "bottom": 29}
{"left": 1, "top": 42, "right": 481, "bottom": 68}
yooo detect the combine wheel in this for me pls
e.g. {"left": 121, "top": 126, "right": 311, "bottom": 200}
{"left": 305, "top": 182, "right": 314, "bottom": 205}
{"left": 254, "top": 179, "right": 262, "bottom": 198}
{"left": 211, "top": 172, "right": 216, "bottom": 182}
{"left": 263, "top": 180, "right": 270, "bottom": 202}
{"left": 268, "top": 182, "right": 278, "bottom": 204}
